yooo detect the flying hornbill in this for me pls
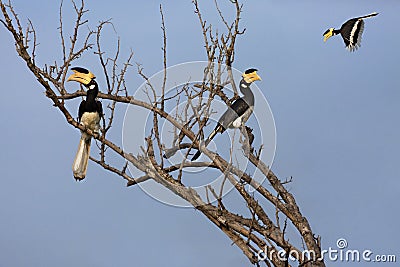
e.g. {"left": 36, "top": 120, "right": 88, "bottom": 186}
{"left": 67, "top": 67, "right": 103, "bottom": 180}
{"left": 323, "top": 12, "right": 378, "bottom": 52}
{"left": 191, "top": 68, "right": 261, "bottom": 161}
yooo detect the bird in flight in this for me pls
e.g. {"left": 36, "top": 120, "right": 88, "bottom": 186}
{"left": 323, "top": 12, "right": 378, "bottom": 52}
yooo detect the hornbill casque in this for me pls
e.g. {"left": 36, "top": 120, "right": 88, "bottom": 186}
{"left": 323, "top": 12, "right": 378, "bottom": 52}
{"left": 191, "top": 68, "right": 261, "bottom": 161}
{"left": 67, "top": 67, "right": 103, "bottom": 180}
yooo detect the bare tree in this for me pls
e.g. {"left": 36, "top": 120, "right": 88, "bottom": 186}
{"left": 0, "top": 1, "right": 325, "bottom": 266}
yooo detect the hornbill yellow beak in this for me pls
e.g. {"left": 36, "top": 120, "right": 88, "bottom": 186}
{"left": 67, "top": 67, "right": 96, "bottom": 85}
{"left": 323, "top": 28, "right": 334, "bottom": 42}
{"left": 243, "top": 69, "right": 262, "bottom": 83}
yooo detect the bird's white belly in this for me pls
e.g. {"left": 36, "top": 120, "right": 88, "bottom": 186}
{"left": 80, "top": 112, "right": 100, "bottom": 132}
{"left": 232, "top": 116, "right": 242, "bottom": 128}
{"left": 230, "top": 108, "right": 253, "bottom": 128}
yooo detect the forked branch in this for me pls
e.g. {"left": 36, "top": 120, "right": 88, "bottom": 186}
{"left": 0, "top": 1, "right": 324, "bottom": 266}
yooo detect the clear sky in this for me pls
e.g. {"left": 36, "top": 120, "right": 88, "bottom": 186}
{"left": 0, "top": 1, "right": 399, "bottom": 266}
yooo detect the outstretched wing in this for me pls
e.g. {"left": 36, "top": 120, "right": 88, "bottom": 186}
{"left": 340, "top": 12, "right": 377, "bottom": 52}
{"left": 340, "top": 18, "right": 364, "bottom": 51}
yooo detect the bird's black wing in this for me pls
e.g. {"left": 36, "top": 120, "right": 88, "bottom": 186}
{"left": 340, "top": 18, "right": 364, "bottom": 50}
{"left": 340, "top": 12, "right": 377, "bottom": 51}
{"left": 218, "top": 98, "right": 250, "bottom": 131}
{"left": 191, "top": 99, "right": 248, "bottom": 161}
{"left": 78, "top": 100, "right": 86, "bottom": 122}
{"left": 96, "top": 100, "right": 103, "bottom": 118}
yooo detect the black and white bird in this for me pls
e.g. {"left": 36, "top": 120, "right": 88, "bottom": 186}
{"left": 323, "top": 12, "right": 378, "bottom": 52}
{"left": 67, "top": 67, "right": 103, "bottom": 180}
{"left": 191, "top": 68, "right": 261, "bottom": 161}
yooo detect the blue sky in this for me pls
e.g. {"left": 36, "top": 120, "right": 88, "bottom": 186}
{"left": 0, "top": 1, "right": 399, "bottom": 266}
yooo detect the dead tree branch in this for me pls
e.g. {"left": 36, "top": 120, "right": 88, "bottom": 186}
{"left": 0, "top": 1, "right": 324, "bottom": 266}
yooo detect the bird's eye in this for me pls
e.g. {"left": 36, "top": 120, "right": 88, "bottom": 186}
{"left": 89, "top": 84, "right": 95, "bottom": 89}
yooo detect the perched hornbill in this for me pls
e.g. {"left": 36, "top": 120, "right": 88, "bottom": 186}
{"left": 191, "top": 68, "right": 261, "bottom": 161}
{"left": 323, "top": 12, "right": 378, "bottom": 52}
{"left": 67, "top": 67, "right": 103, "bottom": 180}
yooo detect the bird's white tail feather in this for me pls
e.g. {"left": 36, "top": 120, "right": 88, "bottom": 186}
{"left": 72, "top": 136, "right": 91, "bottom": 180}
{"left": 360, "top": 12, "right": 378, "bottom": 19}
{"left": 205, "top": 128, "right": 218, "bottom": 147}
